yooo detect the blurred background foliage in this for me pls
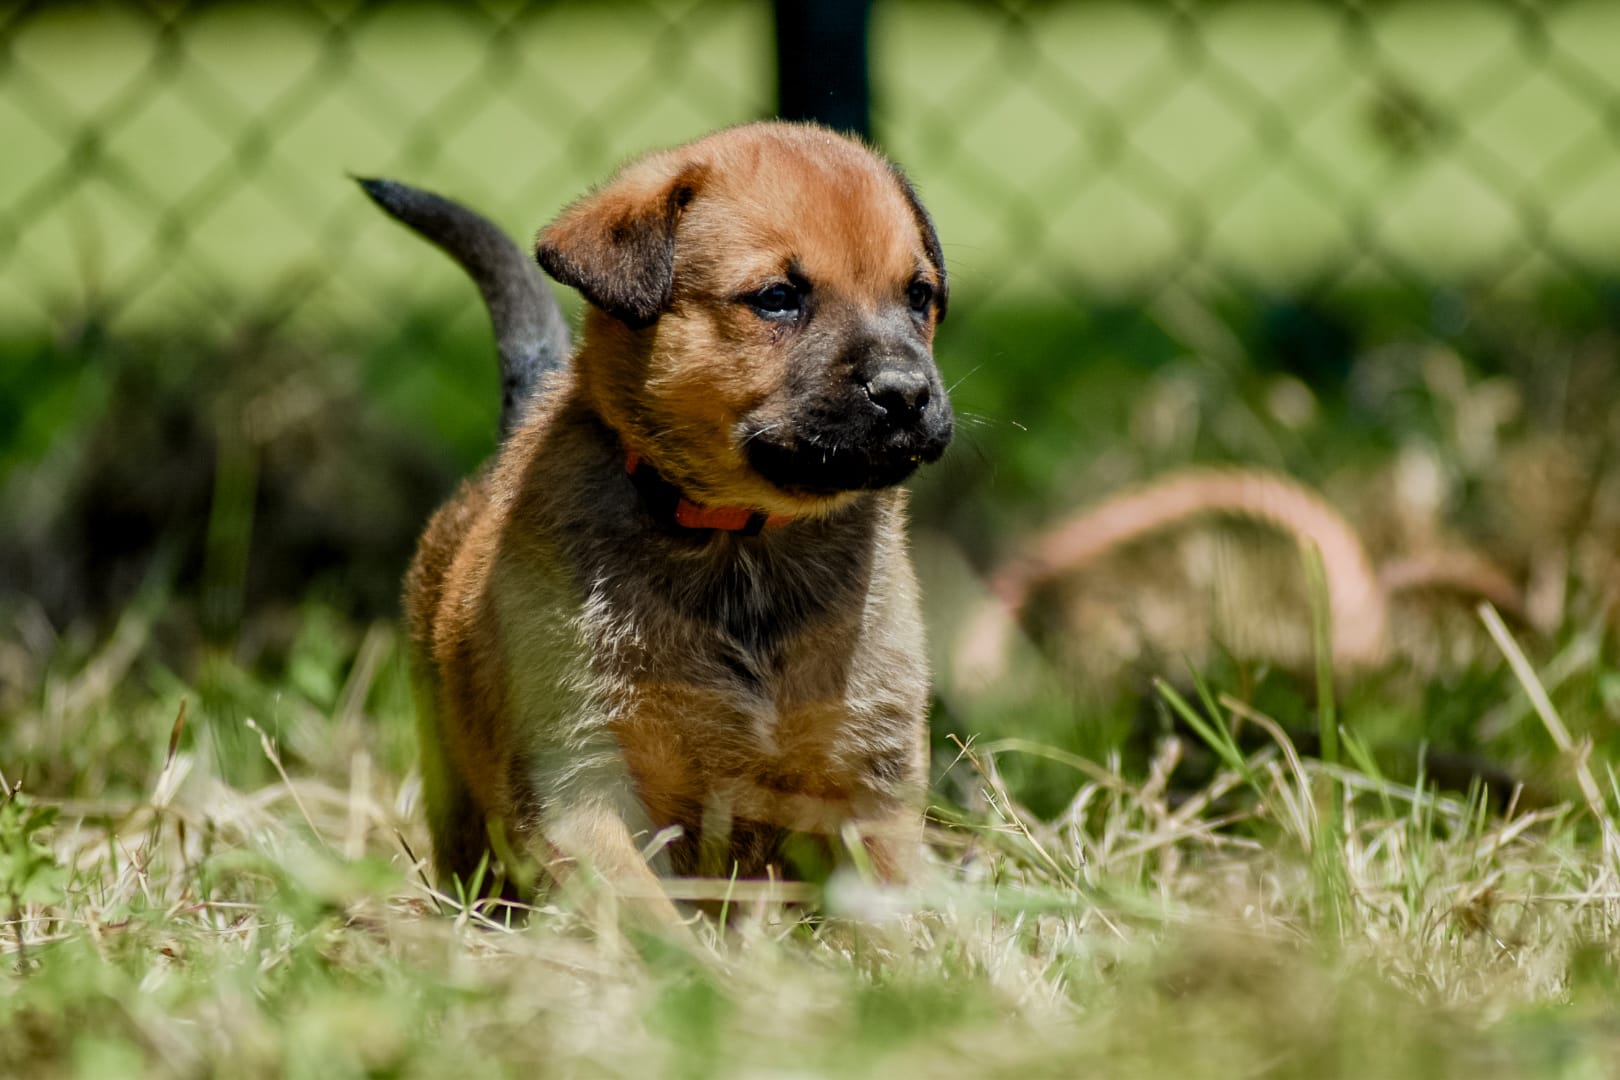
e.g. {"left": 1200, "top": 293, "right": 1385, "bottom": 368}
{"left": 4, "top": 0, "right": 1620, "bottom": 811}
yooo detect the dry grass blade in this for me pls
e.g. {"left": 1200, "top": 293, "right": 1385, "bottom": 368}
{"left": 243, "top": 717, "right": 330, "bottom": 852}
{"left": 1478, "top": 602, "right": 1620, "bottom": 870}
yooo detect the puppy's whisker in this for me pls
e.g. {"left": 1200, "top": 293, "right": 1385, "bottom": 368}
{"left": 741, "top": 423, "right": 785, "bottom": 447}
{"left": 946, "top": 364, "right": 983, "bottom": 395}
{"left": 955, "top": 411, "right": 1026, "bottom": 432}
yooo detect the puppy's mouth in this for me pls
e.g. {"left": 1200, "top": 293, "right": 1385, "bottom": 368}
{"left": 743, "top": 421, "right": 952, "bottom": 497}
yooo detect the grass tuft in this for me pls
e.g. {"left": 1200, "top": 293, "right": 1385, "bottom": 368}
{"left": 4, "top": 618, "right": 1618, "bottom": 1076}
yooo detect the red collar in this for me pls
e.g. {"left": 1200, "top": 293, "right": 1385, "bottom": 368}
{"left": 624, "top": 450, "right": 794, "bottom": 534}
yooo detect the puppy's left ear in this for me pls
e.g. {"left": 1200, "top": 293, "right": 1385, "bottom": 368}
{"left": 535, "top": 159, "right": 707, "bottom": 329}
{"left": 891, "top": 167, "right": 948, "bottom": 323}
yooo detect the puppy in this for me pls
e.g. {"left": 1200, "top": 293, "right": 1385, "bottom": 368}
{"left": 364, "top": 122, "right": 952, "bottom": 924}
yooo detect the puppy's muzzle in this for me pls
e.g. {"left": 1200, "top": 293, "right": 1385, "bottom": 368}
{"left": 747, "top": 348, "right": 953, "bottom": 497}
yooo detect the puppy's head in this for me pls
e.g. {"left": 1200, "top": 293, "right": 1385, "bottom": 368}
{"left": 537, "top": 122, "right": 952, "bottom": 517}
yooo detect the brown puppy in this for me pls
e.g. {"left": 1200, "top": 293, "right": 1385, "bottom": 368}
{"left": 382, "top": 122, "right": 951, "bottom": 924}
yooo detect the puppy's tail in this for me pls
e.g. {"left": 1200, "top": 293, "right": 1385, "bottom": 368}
{"left": 356, "top": 177, "right": 571, "bottom": 441}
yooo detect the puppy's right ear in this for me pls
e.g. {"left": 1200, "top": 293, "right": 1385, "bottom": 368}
{"left": 535, "top": 159, "right": 706, "bottom": 329}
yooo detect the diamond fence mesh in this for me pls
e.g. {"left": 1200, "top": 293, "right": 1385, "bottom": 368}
{"left": 5, "top": 0, "right": 1620, "bottom": 349}
{"left": 0, "top": 0, "right": 770, "bottom": 342}
{"left": 877, "top": 0, "right": 1620, "bottom": 313}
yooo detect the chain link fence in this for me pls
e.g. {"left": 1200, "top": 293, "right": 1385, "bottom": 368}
{"left": 4, "top": 0, "right": 1620, "bottom": 347}
{"left": 879, "top": 1, "right": 1620, "bottom": 314}
{"left": 0, "top": 0, "right": 768, "bottom": 342}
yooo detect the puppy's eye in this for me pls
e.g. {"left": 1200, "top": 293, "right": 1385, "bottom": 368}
{"left": 747, "top": 282, "right": 804, "bottom": 318}
{"left": 907, "top": 280, "right": 935, "bottom": 316}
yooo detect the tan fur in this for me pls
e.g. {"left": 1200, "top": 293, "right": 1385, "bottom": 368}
{"left": 405, "top": 123, "right": 947, "bottom": 925}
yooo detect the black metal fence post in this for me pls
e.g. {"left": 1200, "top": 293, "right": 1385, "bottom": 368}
{"left": 772, "top": 0, "right": 872, "bottom": 139}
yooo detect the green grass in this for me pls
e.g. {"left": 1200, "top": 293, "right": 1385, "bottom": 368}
{"left": 4, "top": 596, "right": 1620, "bottom": 1077}
{"left": 8, "top": 333, "right": 1620, "bottom": 1075}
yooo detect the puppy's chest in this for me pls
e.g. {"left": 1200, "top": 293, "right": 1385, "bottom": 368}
{"left": 618, "top": 608, "right": 904, "bottom": 747}
{"left": 553, "top": 496, "right": 923, "bottom": 803}
{"left": 598, "top": 588, "right": 921, "bottom": 804}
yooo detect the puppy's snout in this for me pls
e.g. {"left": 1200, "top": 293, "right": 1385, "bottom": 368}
{"left": 864, "top": 369, "right": 931, "bottom": 424}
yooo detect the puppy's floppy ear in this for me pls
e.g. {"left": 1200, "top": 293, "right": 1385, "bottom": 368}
{"left": 890, "top": 166, "right": 949, "bottom": 323}
{"left": 535, "top": 159, "right": 707, "bottom": 329}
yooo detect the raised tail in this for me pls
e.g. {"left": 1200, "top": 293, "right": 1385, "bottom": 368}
{"left": 357, "top": 177, "right": 571, "bottom": 441}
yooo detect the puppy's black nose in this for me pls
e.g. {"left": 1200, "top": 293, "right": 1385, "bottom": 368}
{"left": 864, "top": 369, "right": 931, "bottom": 423}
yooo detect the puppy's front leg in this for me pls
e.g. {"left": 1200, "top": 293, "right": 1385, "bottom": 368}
{"left": 854, "top": 809, "right": 926, "bottom": 886}
{"left": 489, "top": 562, "right": 684, "bottom": 931}
{"left": 542, "top": 795, "right": 685, "bottom": 931}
